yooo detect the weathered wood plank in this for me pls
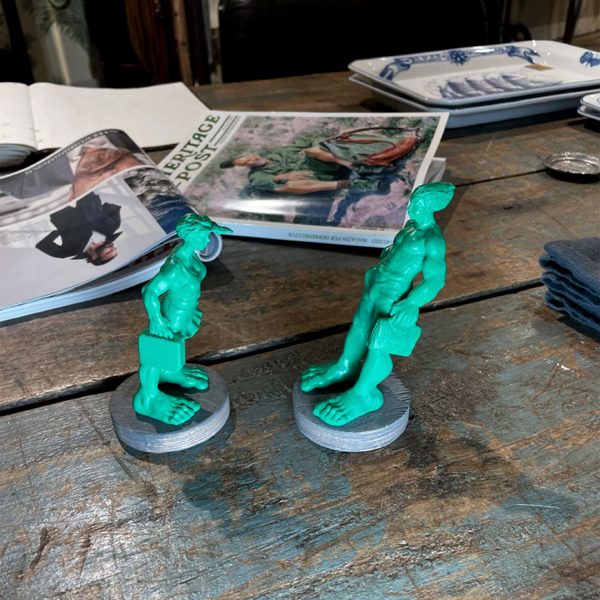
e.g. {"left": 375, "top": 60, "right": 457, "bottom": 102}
{"left": 440, "top": 171, "right": 600, "bottom": 301}
{"left": 191, "top": 72, "right": 600, "bottom": 184}
{"left": 1, "top": 171, "right": 597, "bottom": 410}
{"left": 1, "top": 288, "right": 598, "bottom": 599}
{"left": 442, "top": 115, "right": 600, "bottom": 185}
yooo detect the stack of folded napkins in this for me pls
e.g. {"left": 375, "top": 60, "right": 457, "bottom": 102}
{"left": 539, "top": 238, "right": 600, "bottom": 334}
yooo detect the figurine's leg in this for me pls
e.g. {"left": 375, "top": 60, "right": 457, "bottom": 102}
{"left": 313, "top": 349, "right": 392, "bottom": 426}
{"left": 144, "top": 315, "right": 208, "bottom": 392}
{"left": 133, "top": 365, "right": 200, "bottom": 425}
{"left": 160, "top": 365, "right": 209, "bottom": 391}
{"left": 301, "top": 295, "right": 377, "bottom": 392}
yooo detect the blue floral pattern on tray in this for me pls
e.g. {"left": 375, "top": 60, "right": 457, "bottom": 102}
{"left": 380, "top": 45, "right": 539, "bottom": 80}
{"left": 580, "top": 51, "right": 600, "bottom": 67}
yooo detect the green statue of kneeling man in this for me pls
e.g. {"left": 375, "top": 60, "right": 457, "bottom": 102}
{"left": 133, "top": 213, "right": 232, "bottom": 425}
{"left": 301, "top": 181, "right": 455, "bottom": 427}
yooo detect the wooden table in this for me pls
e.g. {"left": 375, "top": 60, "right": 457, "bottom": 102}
{"left": 1, "top": 72, "right": 599, "bottom": 599}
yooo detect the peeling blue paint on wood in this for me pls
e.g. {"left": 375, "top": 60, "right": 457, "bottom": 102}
{"left": 0, "top": 288, "right": 599, "bottom": 599}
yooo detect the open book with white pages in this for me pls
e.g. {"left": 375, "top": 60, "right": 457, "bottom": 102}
{"left": 160, "top": 110, "right": 448, "bottom": 248}
{"left": 0, "top": 129, "right": 221, "bottom": 323}
{"left": 0, "top": 82, "right": 209, "bottom": 167}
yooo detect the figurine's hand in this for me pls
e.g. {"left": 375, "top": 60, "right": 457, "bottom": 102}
{"left": 149, "top": 315, "right": 174, "bottom": 339}
{"left": 389, "top": 300, "right": 419, "bottom": 326}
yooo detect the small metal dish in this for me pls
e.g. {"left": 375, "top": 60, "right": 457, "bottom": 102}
{"left": 542, "top": 152, "right": 600, "bottom": 177}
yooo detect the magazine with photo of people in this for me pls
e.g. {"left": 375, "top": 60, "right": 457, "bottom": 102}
{"left": 0, "top": 130, "right": 221, "bottom": 323}
{"left": 161, "top": 111, "right": 448, "bottom": 248}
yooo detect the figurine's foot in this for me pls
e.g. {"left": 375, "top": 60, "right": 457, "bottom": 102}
{"left": 313, "top": 387, "right": 384, "bottom": 426}
{"left": 300, "top": 362, "right": 356, "bottom": 393}
{"left": 161, "top": 366, "right": 209, "bottom": 391}
{"left": 133, "top": 388, "right": 200, "bottom": 426}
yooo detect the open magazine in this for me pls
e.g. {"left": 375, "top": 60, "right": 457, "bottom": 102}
{"left": 0, "top": 130, "right": 221, "bottom": 323}
{"left": 161, "top": 111, "right": 448, "bottom": 248}
{"left": 0, "top": 82, "right": 209, "bottom": 167}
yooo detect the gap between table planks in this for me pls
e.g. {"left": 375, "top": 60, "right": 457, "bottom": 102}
{"left": 0, "top": 288, "right": 598, "bottom": 599}
{"left": 1, "top": 171, "right": 598, "bottom": 411}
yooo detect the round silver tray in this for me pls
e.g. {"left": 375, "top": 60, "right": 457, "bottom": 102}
{"left": 542, "top": 152, "right": 600, "bottom": 177}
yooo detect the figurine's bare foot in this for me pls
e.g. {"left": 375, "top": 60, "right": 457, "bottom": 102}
{"left": 133, "top": 388, "right": 200, "bottom": 425}
{"left": 313, "top": 386, "right": 384, "bottom": 426}
{"left": 161, "top": 366, "right": 209, "bottom": 391}
{"left": 300, "top": 361, "right": 357, "bottom": 393}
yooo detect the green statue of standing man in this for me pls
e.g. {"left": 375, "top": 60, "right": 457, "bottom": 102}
{"left": 301, "top": 181, "right": 455, "bottom": 426}
{"left": 133, "top": 213, "right": 231, "bottom": 425}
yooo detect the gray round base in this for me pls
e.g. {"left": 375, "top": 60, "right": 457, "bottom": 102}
{"left": 293, "top": 374, "right": 410, "bottom": 452}
{"left": 110, "top": 366, "right": 229, "bottom": 454}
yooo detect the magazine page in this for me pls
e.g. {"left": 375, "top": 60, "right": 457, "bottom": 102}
{"left": 29, "top": 82, "right": 210, "bottom": 150}
{"left": 0, "top": 243, "right": 176, "bottom": 322}
{"left": 161, "top": 111, "right": 448, "bottom": 248}
{"left": 0, "top": 130, "right": 194, "bottom": 317}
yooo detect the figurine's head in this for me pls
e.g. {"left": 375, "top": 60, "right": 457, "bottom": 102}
{"left": 407, "top": 182, "right": 455, "bottom": 221}
{"left": 175, "top": 213, "right": 232, "bottom": 250}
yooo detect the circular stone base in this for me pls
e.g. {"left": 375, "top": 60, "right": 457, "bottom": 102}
{"left": 110, "top": 365, "right": 229, "bottom": 453}
{"left": 293, "top": 374, "right": 410, "bottom": 452}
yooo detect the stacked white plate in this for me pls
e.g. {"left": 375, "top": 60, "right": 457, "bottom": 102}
{"left": 578, "top": 92, "right": 600, "bottom": 122}
{"left": 349, "top": 41, "right": 600, "bottom": 128}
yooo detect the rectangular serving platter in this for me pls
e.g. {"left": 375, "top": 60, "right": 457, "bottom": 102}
{"left": 350, "top": 75, "right": 590, "bottom": 128}
{"left": 349, "top": 41, "right": 600, "bottom": 107}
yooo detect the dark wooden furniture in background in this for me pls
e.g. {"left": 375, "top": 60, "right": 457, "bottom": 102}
{"left": 0, "top": 0, "right": 33, "bottom": 82}
{"left": 85, "top": 0, "right": 210, "bottom": 86}
{"left": 0, "top": 69, "right": 599, "bottom": 598}
{"left": 218, "top": 0, "right": 506, "bottom": 82}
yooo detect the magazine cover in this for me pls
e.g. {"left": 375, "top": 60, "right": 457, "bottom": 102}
{"left": 161, "top": 111, "right": 448, "bottom": 247}
{"left": 0, "top": 130, "right": 216, "bottom": 322}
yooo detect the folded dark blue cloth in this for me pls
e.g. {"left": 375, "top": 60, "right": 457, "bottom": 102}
{"left": 539, "top": 237, "right": 600, "bottom": 334}
{"left": 542, "top": 272, "right": 600, "bottom": 319}
{"left": 541, "top": 237, "right": 600, "bottom": 293}
{"left": 544, "top": 290, "right": 600, "bottom": 335}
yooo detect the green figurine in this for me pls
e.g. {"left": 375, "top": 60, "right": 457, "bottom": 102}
{"left": 301, "top": 181, "right": 455, "bottom": 426}
{"left": 133, "top": 213, "right": 232, "bottom": 425}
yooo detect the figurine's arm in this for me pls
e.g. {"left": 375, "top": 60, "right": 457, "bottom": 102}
{"left": 141, "top": 268, "right": 176, "bottom": 339}
{"left": 391, "top": 234, "right": 446, "bottom": 318}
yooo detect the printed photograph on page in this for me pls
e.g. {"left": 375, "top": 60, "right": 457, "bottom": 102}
{"left": 176, "top": 113, "right": 444, "bottom": 232}
{"left": 0, "top": 175, "right": 166, "bottom": 310}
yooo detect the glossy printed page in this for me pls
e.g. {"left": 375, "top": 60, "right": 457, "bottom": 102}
{"left": 162, "top": 111, "right": 448, "bottom": 247}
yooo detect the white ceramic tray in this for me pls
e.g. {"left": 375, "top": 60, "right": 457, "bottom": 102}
{"left": 349, "top": 41, "right": 600, "bottom": 107}
{"left": 577, "top": 105, "right": 600, "bottom": 122}
{"left": 350, "top": 75, "right": 589, "bottom": 129}
{"left": 580, "top": 92, "right": 600, "bottom": 111}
